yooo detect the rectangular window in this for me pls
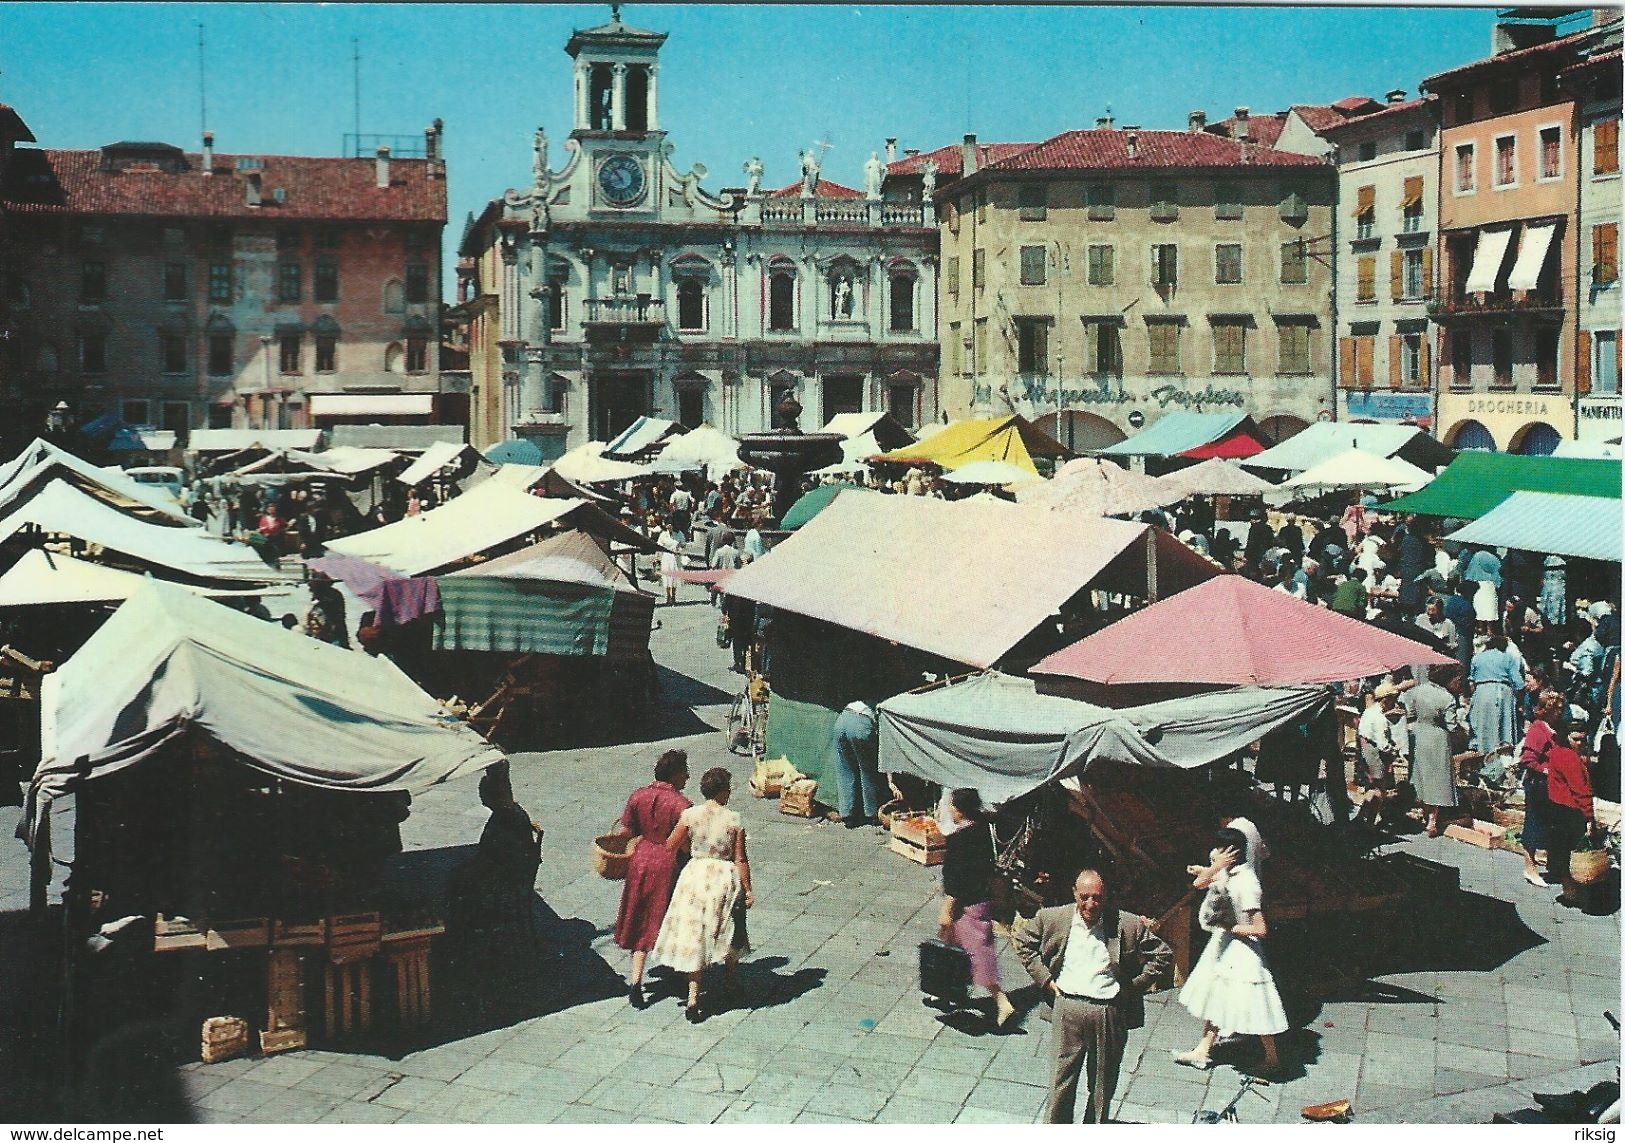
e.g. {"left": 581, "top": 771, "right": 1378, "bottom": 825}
{"left": 1403, "top": 249, "right": 1424, "bottom": 299}
{"left": 1595, "top": 330, "right": 1619, "bottom": 396}
{"left": 162, "top": 333, "right": 187, "bottom": 374}
{"left": 1086, "top": 183, "right": 1115, "bottom": 222}
{"left": 1358, "top": 141, "right": 1378, "bottom": 162}
{"left": 974, "top": 319, "right": 988, "bottom": 373}
{"left": 315, "top": 335, "right": 336, "bottom": 373}
{"left": 1151, "top": 182, "right": 1179, "bottom": 221}
{"left": 1455, "top": 143, "right": 1476, "bottom": 193}
{"left": 163, "top": 262, "right": 187, "bottom": 302}
{"left": 160, "top": 401, "right": 187, "bottom": 437}
{"left": 278, "top": 261, "right": 301, "bottom": 303}
{"left": 1279, "top": 183, "right": 1307, "bottom": 222}
{"left": 1214, "top": 182, "right": 1242, "bottom": 220}
{"left": 1540, "top": 126, "right": 1563, "bottom": 180}
{"left": 548, "top": 281, "right": 567, "bottom": 330}
{"left": 947, "top": 323, "right": 963, "bottom": 375}
{"left": 80, "top": 261, "right": 106, "bottom": 303}
{"left": 314, "top": 257, "right": 338, "bottom": 303}
{"left": 1596, "top": 118, "right": 1620, "bottom": 175}
{"left": 1151, "top": 243, "right": 1178, "bottom": 288}
{"left": 406, "top": 337, "right": 428, "bottom": 374}
{"left": 405, "top": 262, "right": 430, "bottom": 304}
{"left": 1018, "top": 185, "right": 1047, "bottom": 221}
{"left": 972, "top": 248, "right": 986, "bottom": 289}
{"left": 887, "top": 384, "right": 916, "bottom": 429}
{"left": 768, "top": 273, "right": 795, "bottom": 331}
{"left": 1490, "top": 79, "right": 1518, "bottom": 115}
{"left": 1494, "top": 135, "right": 1517, "bottom": 188}
{"left": 1593, "top": 223, "right": 1618, "bottom": 285}
{"left": 1087, "top": 244, "right": 1114, "bottom": 286}
{"left": 279, "top": 335, "right": 301, "bottom": 374}
{"left": 1015, "top": 319, "right": 1049, "bottom": 375}
{"left": 121, "top": 399, "right": 150, "bottom": 427}
{"left": 1402, "top": 333, "right": 1422, "bottom": 387}
{"left": 208, "top": 334, "right": 233, "bottom": 376}
{"left": 316, "top": 228, "right": 340, "bottom": 249}
{"left": 1019, "top": 245, "right": 1047, "bottom": 286}
{"left": 976, "top": 191, "right": 987, "bottom": 225}
{"left": 1213, "top": 323, "right": 1246, "bottom": 374}
{"left": 80, "top": 334, "right": 105, "bottom": 373}
{"left": 1535, "top": 328, "right": 1559, "bottom": 389}
{"left": 1492, "top": 330, "right": 1512, "bottom": 388}
{"left": 207, "top": 261, "right": 233, "bottom": 304}
{"left": 1452, "top": 90, "right": 1475, "bottom": 125}
{"left": 1280, "top": 240, "right": 1307, "bottom": 285}
{"left": 1452, "top": 331, "right": 1472, "bottom": 387}
{"left": 405, "top": 228, "right": 428, "bottom": 251}
{"left": 1356, "top": 255, "right": 1377, "bottom": 302}
{"left": 946, "top": 255, "right": 960, "bottom": 297}
{"left": 1215, "top": 243, "right": 1243, "bottom": 285}
{"left": 1091, "top": 322, "right": 1124, "bottom": 377}
{"left": 1147, "top": 321, "right": 1181, "bottom": 374}
{"left": 1354, "top": 184, "right": 1376, "bottom": 240}
{"left": 1279, "top": 324, "right": 1311, "bottom": 374}
{"left": 1405, "top": 129, "right": 1426, "bottom": 152}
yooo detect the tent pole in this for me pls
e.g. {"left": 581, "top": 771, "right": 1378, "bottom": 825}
{"left": 1146, "top": 530, "right": 1158, "bottom": 603}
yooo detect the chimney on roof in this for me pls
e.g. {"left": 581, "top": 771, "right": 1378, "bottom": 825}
{"left": 904, "top": 148, "right": 920, "bottom": 157}
{"left": 885, "top": 138, "right": 897, "bottom": 164}
{"left": 1233, "top": 107, "right": 1251, "bottom": 141}
{"left": 375, "top": 145, "right": 391, "bottom": 189}
{"left": 961, "top": 133, "right": 978, "bottom": 176}
{"left": 1189, "top": 109, "right": 1207, "bottom": 133}
{"left": 426, "top": 119, "right": 442, "bottom": 162}
{"left": 202, "top": 131, "right": 214, "bottom": 176}
{"left": 1095, "top": 115, "right": 1115, "bottom": 130}
{"left": 245, "top": 171, "right": 262, "bottom": 208}
{"left": 1125, "top": 131, "right": 1139, "bottom": 159}
{"left": 1386, "top": 88, "right": 1407, "bottom": 104}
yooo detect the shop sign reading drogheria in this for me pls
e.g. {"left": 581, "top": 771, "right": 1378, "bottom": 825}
{"left": 973, "top": 377, "right": 1247, "bottom": 412}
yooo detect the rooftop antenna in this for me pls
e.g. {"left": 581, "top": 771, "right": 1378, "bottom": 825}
{"left": 352, "top": 38, "right": 361, "bottom": 149}
{"left": 197, "top": 23, "right": 208, "bottom": 137}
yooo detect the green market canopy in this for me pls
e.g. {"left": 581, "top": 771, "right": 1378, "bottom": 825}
{"left": 780, "top": 483, "right": 865, "bottom": 531}
{"left": 1381, "top": 452, "right": 1621, "bottom": 520}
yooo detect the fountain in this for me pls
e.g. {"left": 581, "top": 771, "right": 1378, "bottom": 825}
{"left": 736, "top": 391, "right": 845, "bottom": 524}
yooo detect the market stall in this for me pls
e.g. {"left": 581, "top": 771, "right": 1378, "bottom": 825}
{"left": 871, "top": 415, "right": 1069, "bottom": 476}
{"left": 1093, "top": 412, "right": 1266, "bottom": 473}
{"left": 1380, "top": 452, "right": 1621, "bottom": 520}
{"left": 1445, "top": 491, "right": 1621, "bottom": 563}
{"left": 1242, "top": 422, "right": 1453, "bottom": 476}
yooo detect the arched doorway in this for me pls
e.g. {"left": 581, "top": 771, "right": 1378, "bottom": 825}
{"left": 1512, "top": 422, "right": 1562, "bottom": 456}
{"left": 1033, "top": 410, "right": 1126, "bottom": 453}
{"left": 1446, "top": 419, "right": 1497, "bottom": 451}
{"left": 1257, "top": 414, "right": 1310, "bottom": 445}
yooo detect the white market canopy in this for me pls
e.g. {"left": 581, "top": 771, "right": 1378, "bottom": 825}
{"left": 811, "top": 432, "right": 880, "bottom": 476}
{"left": 645, "top": 424, "right": 748, "bottom": 478}
{"left": 1446, "top": 492, "right": 1622, "bottom": 563}
{"left": 603, "top": 416, "right": 681, "bottom": 459}
{"left": 1554, "top": 440, "right": 1622, "bottom": 460}
{"left": 396, "top": 441, "right": 486, "bottom": 487}
{"left": 0, "top": 548, "right": 295, "bottom": 608}
{"left": 940, "top": 459, "right": 1044, "bottom": 486}
{"left": 26, "top": 580, "right": 505, "bottom": 840}
{"left": 1277, "top": 448, "right": 1432, "bottom": 493}
{"left": 1155, "top": 458, "right": 1277, "bottom": 499}
{"left": 1243, "top": 423, "right": 1438, "bottom": 473}
{"left": 552, "top": 441, "right": 649, "bottom": 485}
{"left": 188, "top": 429, "right": 326, "bottom": 454}
{"left": 878, "top": 671, "right": 1333, "bottom": 806}
{"left": 0, "top": 438, "right": 196, "bottom": 524}
{"left": 0, "top": 481, "right": 297, "bottom": 583}
{"left": 485, "top": 463, "right": 551, "bottom": 491}
{"left": 1016, "top": 457, "right": 1181, "bottom": 516}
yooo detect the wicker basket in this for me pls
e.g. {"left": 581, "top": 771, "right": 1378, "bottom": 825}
{"left": 1569, "top": 847, "right": 1610, "bottom": 885}
{"left": 592, "top": 833, "right": 639, "bottom": 880}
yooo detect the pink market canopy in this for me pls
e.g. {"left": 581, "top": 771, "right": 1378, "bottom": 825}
{"left": 1015, "top": 457, "right": 1181, "bottom": 516}
{"left": 1032, "top": 574, "right": 1452, "bottom": 687}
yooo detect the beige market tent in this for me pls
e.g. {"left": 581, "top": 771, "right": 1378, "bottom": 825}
{"left": 0, "top": 549, "right": 294, "bottom": 607}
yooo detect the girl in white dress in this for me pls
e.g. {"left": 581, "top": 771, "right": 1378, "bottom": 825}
{"left": 1174, "top": 827, "right": 1288, "bottom": 1073}
{"left": 650, "top": 767, "right": 753, "bottom": 1021}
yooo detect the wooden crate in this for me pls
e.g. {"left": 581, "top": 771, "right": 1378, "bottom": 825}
{"left": 200, "top": 1016, "right": 250, "bottom": 1064}
{"left": 778, "top": 778, "right": 819, "bottom": 818}
{"left": 272, "top": 918, "right": 326, "bottom": 947}
{"left": 888, "top": 813, "right": 947, "bottom": 866}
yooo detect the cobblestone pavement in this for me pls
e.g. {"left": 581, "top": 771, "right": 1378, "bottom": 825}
{"left": 3, "top": 580, "right": 1619, "bottom": 1123}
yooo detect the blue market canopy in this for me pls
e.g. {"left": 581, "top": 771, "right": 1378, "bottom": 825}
{"left": 1446, "top": 492, "right": 1621, "bottom": 563}
{"left": 483, "top": 438, "right": 546, "bottom": 466}
{"left": 1094, "top": 412, "right": 1264, "bottom": 460}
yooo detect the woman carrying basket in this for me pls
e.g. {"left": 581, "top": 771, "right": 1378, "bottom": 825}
{"left": 613, "top": 750, "right": 692, "bottom": 1009}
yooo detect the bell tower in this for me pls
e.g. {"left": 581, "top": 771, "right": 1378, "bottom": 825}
{"left": 566, "top": 5, "right": 666, "bottom": 137}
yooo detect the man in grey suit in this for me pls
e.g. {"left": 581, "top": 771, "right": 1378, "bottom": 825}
{"left": 1013, "top": 869, "right": 1174, "bottom": 1124}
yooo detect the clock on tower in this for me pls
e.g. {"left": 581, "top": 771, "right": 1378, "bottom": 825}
{"left": 596, "top": 154, "right": 646, "bottom": 207}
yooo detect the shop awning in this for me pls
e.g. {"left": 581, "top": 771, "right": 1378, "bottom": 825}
{"left": 306, "top": 393, "right": 434, "bottom": 418}
{"left": 878, "top": 671, "right": 1332, "bottom": 806}
{"left": 1381, "top": 452, "right": 1622, "bottom": 519}
{"left": 1095, "top": 413, "right": 1263, "bottom": 460}
{"left": 722, "top": 494, "right": 1216, "bottom": 669}
{"left": 1351, "top": 184, "right": 1375, "bottom": 218}
{"left": 1032, "top": 575, "right": 1452, "bottom": 688}
{"left": 1507, "top": 222, "right": 1557, "bottom": 292}
{"left": 1445, "top": 491, "right": 1621, "bottom": 562}
{"left": 188, "top": 429, "right": 325, "bottom": 453}
{"left": 27, "top": 580, "right": 506, "bottom": 841}
{"left": 1244, "top": 423, "right": 1452, "bottom": 473}
{"left": 1463, "top": 227, "right": 1514, "bottom": 294}
{"left": 1400, "top": 176, "right": 1424, "bottom": 211}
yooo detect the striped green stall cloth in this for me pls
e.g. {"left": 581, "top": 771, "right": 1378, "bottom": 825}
{"left": 435, "top": 577, "right": 617, "bottom": 656}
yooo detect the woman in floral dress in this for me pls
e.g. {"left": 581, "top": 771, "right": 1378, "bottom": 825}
{"left": 650, "top": 767, "right": 753, "bottom": 1021}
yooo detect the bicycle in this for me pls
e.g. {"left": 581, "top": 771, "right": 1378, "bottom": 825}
{"left": 1193, "top": 1074, "right": 1272, "bottom": 1124}
{"left": 726, "top": 673, "right": 769, "bottom": 757}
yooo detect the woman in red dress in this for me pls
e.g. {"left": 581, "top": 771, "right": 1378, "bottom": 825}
{"left": 614, "top": 749, "right": 692, "bottom": 1008}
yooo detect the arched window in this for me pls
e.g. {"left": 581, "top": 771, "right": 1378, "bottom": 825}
{"left": 1450, "top": 419, "right": 1497, "bottom": 452}
{"left": 383, "top": 280, "right": 405, "bottom": 315}
{"left": 768, "top": 269, "right": 796, "bottom": 332}
{"left": 1514, "top": 422, "right": 1561, "bottom": 456}
{"left": 677, "top": 278, "right": 705, "bottom": 331}
{"left": 889, "top": 272, "right": 916, "bottom": 332}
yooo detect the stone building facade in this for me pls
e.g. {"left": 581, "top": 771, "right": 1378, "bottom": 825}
{"left": 456, "top": 13, "right": 938, "bottom": 458}
{"left": 1565, "top": 41, "right": 1622, "bottom": 446}
{"left": 931, "top": 122, "right": 1336, "bottom": 450}
{"left": 0, "top": 119, "right": 449, "bottom": 440}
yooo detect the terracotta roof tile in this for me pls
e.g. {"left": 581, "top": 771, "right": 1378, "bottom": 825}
{"left": 983, "top": 128, "right": 1327, "bottom": 173}
{"left": 0, "top": 147, "right": 446, "bottom": 222}
{"left": 768, "top": 178, "right": 863, "bottom": 199}
{"left": 1205, "top": 112, "right": 1288, "bottom": 149}
{"left": 1422, "top": 31, "right": 1587, "bottom": 89}
{"left": 1291, "top": 103, "right": 1361, "bottom": 133}
{"left": 886, "top": 141, "right": 1039, "bottom": 178}
{"left": 1318, "top": 96, "right": 1437, "bottom": 136}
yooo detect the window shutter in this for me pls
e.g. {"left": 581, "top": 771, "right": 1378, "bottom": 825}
{"left": 1400, "top": 175, "right": 1424, "bottom": 210}
{"left": 1352, "top": 184, "right": 1375, "bottom": 218}
{"left": 1578, "top": 330, "right": 1593, "bottom": 395}
{"left": 1597, "top": 118, "right": 1619, "bottom": 175}
{"left": 1421, "top": 248, "right": 1434, "bottom": 296}
{"left": 1419, "top": 336, "right": 1431, "bottom": 388}
{"left": 1340, "top": 336, "right": 1356, "bottom": 389}
{"left": 1356, "top": 336, "right": 1374, "bottom": 386}
{"left": 1357, "top": 256, "right": 1375, "bottom": 300}
{"left": 1390, "top": 251, "right": 1404, "bottom": 301}
{"left": 1388, "top": 335, "right": 1403, "bottom": 390}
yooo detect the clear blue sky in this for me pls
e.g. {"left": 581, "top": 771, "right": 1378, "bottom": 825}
{"left": 3, "top": 3, "right": 1495, "bottom": 273}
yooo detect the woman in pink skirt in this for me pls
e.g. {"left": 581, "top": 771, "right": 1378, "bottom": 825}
{"left": 612, "top": 750, "right": 692, "bottom": 1009}
{"left": 937, "top": 789, "right": 1015, "bottom": 1028}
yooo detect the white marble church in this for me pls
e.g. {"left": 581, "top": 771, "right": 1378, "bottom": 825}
{"left": 456, "top": 8, "right": 940, "bottom": 456}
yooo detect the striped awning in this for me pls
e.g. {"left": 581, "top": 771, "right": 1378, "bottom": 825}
{"left": 1446, "top": 491, "right": 1621, "bottom": 562}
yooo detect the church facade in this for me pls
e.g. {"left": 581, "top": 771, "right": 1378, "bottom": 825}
{"left": 457, "top": 12, "right": 940, "bottom": 457}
